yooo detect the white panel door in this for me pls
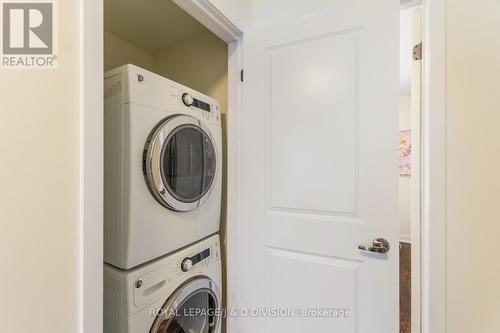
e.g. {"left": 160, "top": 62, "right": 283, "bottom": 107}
{"left": 238, "top": 0, "right": 399, "bottom": 332}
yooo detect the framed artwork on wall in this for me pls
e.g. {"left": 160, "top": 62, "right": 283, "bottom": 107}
{"left": 400, "top": 130, "right": 411, "bottom": 176}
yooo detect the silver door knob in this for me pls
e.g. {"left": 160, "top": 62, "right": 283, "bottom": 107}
{"left": 358, "top": 238, "right": 390, "bottom": 254}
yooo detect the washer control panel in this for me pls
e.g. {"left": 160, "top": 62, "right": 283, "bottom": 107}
{"left": 181, "top": 92, "right": 211, "bottom": 112}
{"left": 180, "top": 248, "right": 211, "bottom": 272}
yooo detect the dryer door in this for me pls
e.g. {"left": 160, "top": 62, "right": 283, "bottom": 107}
{"left": 144, "top": 115, "right": 217, "bottom": 212}
{"left": 150, "top": 278, "right": 221, "bottom": 333}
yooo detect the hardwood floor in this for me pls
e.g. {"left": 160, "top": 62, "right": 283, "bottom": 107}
{"left": 399, "top": 242, "right": 411, "bottom": 333}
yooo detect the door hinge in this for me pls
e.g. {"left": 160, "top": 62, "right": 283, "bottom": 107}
{"left": 240, "top": 69, "right": 244, "bottom": 82}
{"left": 413, "top": 42, "right": 423, "bottom": 61}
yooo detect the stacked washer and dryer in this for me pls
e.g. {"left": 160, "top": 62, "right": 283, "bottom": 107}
{"left": 103, "top": 64, "right": 223, "bottom": 333}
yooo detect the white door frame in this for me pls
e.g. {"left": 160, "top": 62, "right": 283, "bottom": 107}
{"left": 420, "top": 0, "right": 446, "bottom": 332}
{"left": 80, "top": 0, "right": 103, "bottom": 332}
{"left": 79, "top": 0, "right": 445, "bottom": 332}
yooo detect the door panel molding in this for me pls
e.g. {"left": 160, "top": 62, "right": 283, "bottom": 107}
{"left": 266, "top": 246, "right": 361, "bottom": 332}
{"left": 265, "top": 31, "right": 360, "bottom": 216}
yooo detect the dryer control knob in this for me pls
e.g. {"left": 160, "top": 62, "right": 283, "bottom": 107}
{"left": 182, "top": 93, "right": 194, "bottom": 107}
{"left": 181, "top": 258, "right": 193, "bottom": 272}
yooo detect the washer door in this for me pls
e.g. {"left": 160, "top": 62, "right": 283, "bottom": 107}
{"left": 144, "top": 115, "right": 217, "bottom": 211}
{"left": 150, "top": 278, "right": 221, "bottom": 333}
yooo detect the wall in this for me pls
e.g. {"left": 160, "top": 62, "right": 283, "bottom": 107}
{"left": 0, "top": 0, "right": 80, "bottom": 332}
{"left": 104, "top": 31, "right": 155, "bottom": 72}
{"left": 446, "top": 0, "right": 500, "bottom": 332}
{"left": 399, "top": 94, "right": 411, "bottom": 242}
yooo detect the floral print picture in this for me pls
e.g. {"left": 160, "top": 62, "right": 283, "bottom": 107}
{"left": 400, "top": 130, "right": 411, "bottom": 176}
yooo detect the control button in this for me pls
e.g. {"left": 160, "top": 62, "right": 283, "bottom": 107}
{"left": 182, "top": 93, "right": 194, "bottom": 107}
{"left": 181, "top": 258, "right": 193, "bottom": 272}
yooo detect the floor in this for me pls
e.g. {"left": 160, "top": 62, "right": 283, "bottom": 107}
{"left": 399, "top": 242, "right": 411, "bottom": 333}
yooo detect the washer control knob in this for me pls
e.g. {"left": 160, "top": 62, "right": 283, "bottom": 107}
{"left": 181, "top": 258, "right": 193, "bottom": 272}
{"left": 182, "top": 93, "right": 194, "bottom": 107}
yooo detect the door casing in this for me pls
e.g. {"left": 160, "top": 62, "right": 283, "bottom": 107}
{"left": 80, "top": 0, "right": 446, "bottom": 332}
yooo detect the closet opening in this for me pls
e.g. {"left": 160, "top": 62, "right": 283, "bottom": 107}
{"left": 103, "top": 1, "right": 229, "bottom": 332}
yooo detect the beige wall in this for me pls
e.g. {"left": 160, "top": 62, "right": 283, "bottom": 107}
{"left": 0, "top": 1, "right": 80, "bottom": 332}
{"left": 446, "top": 1, "right": 500, "bottom": 332}
{"left": 104, "top": 31, "right": 155, "bottom": 72}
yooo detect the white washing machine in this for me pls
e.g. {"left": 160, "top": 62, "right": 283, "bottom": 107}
{"left": 104, "top": 234, "right": 222, "bottom": 333}
{"left": 104, "top": 64, "right": 222, "bottom": 269}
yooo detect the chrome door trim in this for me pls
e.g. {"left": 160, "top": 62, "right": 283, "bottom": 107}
{"left": 150, "top": 277, "right": 221, "bottom": 333}
{"left": 144, "top": 115, "right": 218, "bottom": 212}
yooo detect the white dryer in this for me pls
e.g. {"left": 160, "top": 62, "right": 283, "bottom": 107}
{"left": 104, "top": 234, "right": 222, "bottom": 333}
{"left": 104, "top": 64, "right": 222, "bottom": 269}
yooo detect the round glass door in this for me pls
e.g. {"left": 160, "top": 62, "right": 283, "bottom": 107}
{"left": 161, "top": 124, "right": 216, "bottom": 203}
{"left": 151, "top": 278, "right": 221, "bottom": 333}
{"left": 144, "top": 115, "right": 217, "bottom": 212}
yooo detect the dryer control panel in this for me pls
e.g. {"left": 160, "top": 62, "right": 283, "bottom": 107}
{"left": 180, "top": 91, "right": 221, "bottom": 124}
